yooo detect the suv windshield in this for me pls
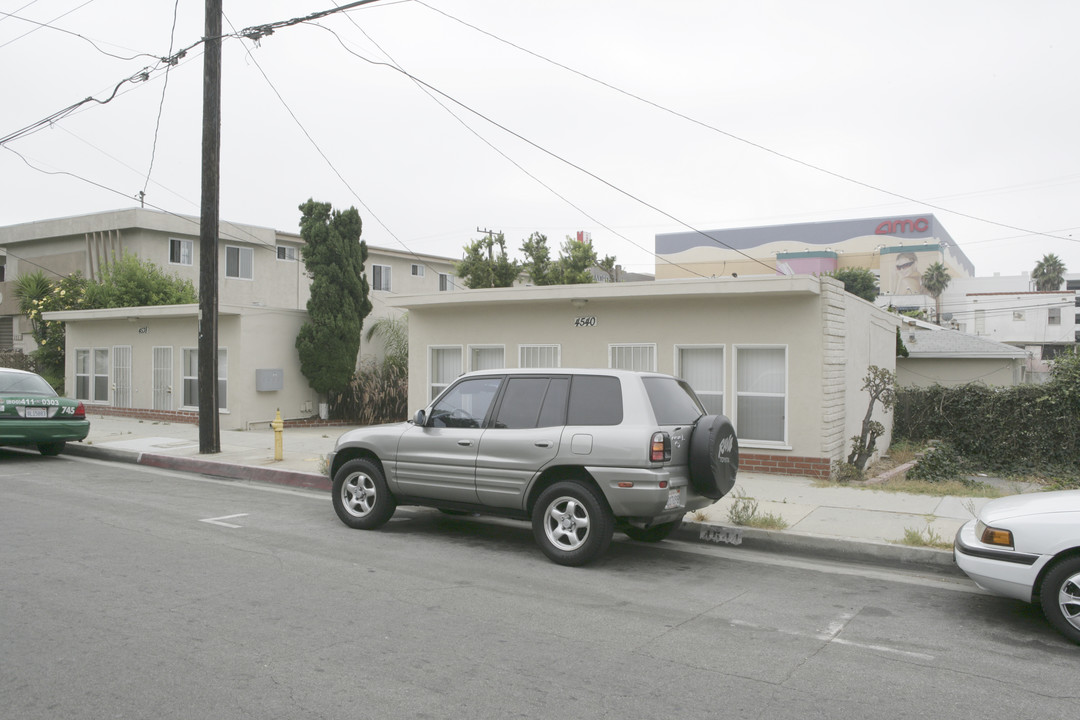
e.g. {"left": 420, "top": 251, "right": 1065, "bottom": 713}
{"left": 642, "top": 376, "right": 705, "bottom": 425}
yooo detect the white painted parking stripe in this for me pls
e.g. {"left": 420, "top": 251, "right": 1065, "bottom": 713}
{"left": 199, "top": 513, "right": 248, "bottom": 528}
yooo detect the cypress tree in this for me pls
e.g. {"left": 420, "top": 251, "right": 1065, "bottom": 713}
{"left": 295, "top": 199, "right": 372, "bottom": 398}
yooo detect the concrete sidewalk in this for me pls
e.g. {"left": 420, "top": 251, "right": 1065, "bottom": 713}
{"left": 64, "top": 412, "right": 1020, "bottom": 574}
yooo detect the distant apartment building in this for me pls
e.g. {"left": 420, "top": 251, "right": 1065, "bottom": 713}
{"left": 0, "top": 208, "right": 458, "bottom": 427}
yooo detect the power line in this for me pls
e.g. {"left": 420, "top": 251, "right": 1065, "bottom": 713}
{"left": 140, "top": 0, "right": 182, "bottom": 207}
{"left": 2, "top": 145, "right": 284, "bottom": 258}
{"left": 0, "top": 6, "right": 158, "bottom": 61}
{"left": 310, "top": 20, "right": 708, "bottom": 279}
{"left": 414, "top": 0, "right": 1076, "bottom": 246}
{"left": 0, "top": 0, "right": 99, "bottom": 51}
{"left": 318, "top": 45, "right": 777, "bottom": 274}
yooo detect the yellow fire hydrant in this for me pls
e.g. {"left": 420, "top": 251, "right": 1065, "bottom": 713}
{"left": 271, "top": 409, "right": 284, "bottom": 461}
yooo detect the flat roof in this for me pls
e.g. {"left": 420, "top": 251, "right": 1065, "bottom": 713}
{"left": 389, "top": 275, "right": 829, "bottom": 309}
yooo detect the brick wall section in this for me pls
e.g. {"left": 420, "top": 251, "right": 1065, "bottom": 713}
{"left": 86, "top": 405, "right": 354, "bottom": 429}
{"left": 741, "top": 452, "right": 832, "bottom": 480}
{"left": 87, "top": 406, "right": 201, "bottom": 425}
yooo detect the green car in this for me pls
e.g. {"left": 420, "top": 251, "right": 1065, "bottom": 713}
{"left": 0, "top": 368, "right": 90, "bottom": 456}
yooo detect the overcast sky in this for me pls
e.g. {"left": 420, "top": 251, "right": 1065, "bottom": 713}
{"left": 2, "top": 0, "right": 1078, "bottom": 278}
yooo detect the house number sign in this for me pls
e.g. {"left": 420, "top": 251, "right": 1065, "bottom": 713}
{"left": 573, "top": 316, "right": 597, "bottom": 327}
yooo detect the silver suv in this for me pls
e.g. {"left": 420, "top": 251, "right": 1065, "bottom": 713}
{"left": 328, "top": 369, "right": 738, "bottom": 565}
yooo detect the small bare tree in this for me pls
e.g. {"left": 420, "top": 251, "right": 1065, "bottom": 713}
{"left": 847, "top": 365, "right": 897, "bottom": 471}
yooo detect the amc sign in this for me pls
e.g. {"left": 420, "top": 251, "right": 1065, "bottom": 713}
{"left": 875, "top": 217, "right": 930, "bottom": 235}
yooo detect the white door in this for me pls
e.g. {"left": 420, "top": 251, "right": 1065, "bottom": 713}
{"left": 112, "top": 346, "right": 132, "bottom": 408}
{"left": 152, "top": 346, "right": 173, "bottom": 411}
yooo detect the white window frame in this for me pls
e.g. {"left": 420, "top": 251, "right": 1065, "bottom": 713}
{"left": 469, "top": 345, "right": 505, "bottom": 372}
{"left": 675, "top": 344, "right": 725, "bottom": 415}
{"left": 411, "top": 263, "right": 425, "bottom": 278}
{"left": 439, "top": 273, "right": 454, "bottom": 292}
{"left": 74, "top": 348, "right": 91, "bottom": 401}
{"left": 225, "top": 245, "right": 254, "bottom": 280}
{"left": 519, "top": 344, "right": 561, "bottom": 368}
{"left": 429, "top": 346, "right": 463, "bottom": 401}
{"left": 733, "top": 344, "right": 789, "bottom": 448}
{"left": 1048, "top": 307, "right": 1061, "bottom": 325}
{"left": 169, "top": 238, "right": 193, "bottom": 266}
{"left": 276, "top": 245, "right": 297, "bottom": 262}
{"left": 93, "top": 347, "right": 109, "bottom": 403}
{"left": 372, "top": 264, "right": 392, "bottom": 292}
{"left": 609, "top": 343, "right": 657, "bottom": 372}
{"left": 181, "top": 347, "right": 228, "bottom": 410}
{"left": 75, "top": 347, "right": 109, "bottom": 403}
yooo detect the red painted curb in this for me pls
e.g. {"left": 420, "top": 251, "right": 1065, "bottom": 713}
{"left": 138, "top": 453, "right": 332, "bottom": 492}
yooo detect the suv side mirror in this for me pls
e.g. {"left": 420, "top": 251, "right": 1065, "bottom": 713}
{"left": 413, "top": 409, "right": 427, "bottom": 427}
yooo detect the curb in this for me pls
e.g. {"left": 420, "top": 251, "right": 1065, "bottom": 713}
{"left": 67, "top": 443, "right": 331, "bottom": 492}
{"left": 676, "top": 520, "right": 962, "bottom": 576}
{"left": 67, "top": 443, "right": 959, "bottom": 574}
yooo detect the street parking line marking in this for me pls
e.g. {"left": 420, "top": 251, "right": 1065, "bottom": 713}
{"left": 824, "top": 636, "right": 935, "bottom": 661}
{"left": 729, "top": 618, "right": 936, "bottom": 661}
{"left": 199, "top": 513, "right": 248, "bottom": 528}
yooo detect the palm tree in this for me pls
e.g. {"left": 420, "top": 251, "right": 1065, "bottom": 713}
{"left": 364, "top": 313, "right": 408, "bottom": 373}
{"left": 921, "top": 261, "right": 951, "bottom": 325}
{"left": 1032, "top": 253, "right": 1066, "bottom": 291}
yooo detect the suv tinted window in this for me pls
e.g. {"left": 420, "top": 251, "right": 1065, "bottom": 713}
{"left": 537, "top": 377, "right": 569, "bottom": 428}
{"left": 567, "top": 375, "right": 622, "bottom": 426}
{"left": 493, "top": 377, "right": 549, "bottom": 429}
{"left": 492, "top": 376, "right": 570, "bottom": 429}
{"left": 642, "top": 376, "right": 705, "bottom": 425}
{"left": 429, "top": 377, "right": 502, "bottom": 428}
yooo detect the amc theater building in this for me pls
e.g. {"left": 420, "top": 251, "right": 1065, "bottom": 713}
{"left": 655, "top": 214, "right": 975, "bottom": 300}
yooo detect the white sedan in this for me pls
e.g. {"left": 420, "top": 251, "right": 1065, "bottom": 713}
{"left": 954, "top": 489, "right": 1080, "bottom": 644}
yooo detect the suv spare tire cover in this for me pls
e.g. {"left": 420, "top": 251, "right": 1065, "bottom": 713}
{"left": 689, "top": 414, "right": 738, "bottom": 499}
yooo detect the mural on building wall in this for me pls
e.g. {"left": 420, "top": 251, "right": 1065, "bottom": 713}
{"left": 654, "top": 214, "right": 976, "bottom": 284}
{"left": 888, "top": 251, "right": 926, "bottom": 295}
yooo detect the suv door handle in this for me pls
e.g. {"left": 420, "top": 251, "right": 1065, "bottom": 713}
{"left": 534, "top": 441, "right": 553, "bottom": 448}
{"left": 457, "top": 439, "right": 473, "bottom": 446}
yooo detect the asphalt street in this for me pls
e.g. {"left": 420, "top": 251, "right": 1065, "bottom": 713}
{"left": 2, "top": 449, "right": 1077, "bottom": 720}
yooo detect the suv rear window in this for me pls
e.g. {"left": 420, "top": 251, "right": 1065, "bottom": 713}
{"left": 567, "top": 375, "right": 622, "bottom": 426}
{"left": 642, "top": 376, "right": 705, "bottom": 425}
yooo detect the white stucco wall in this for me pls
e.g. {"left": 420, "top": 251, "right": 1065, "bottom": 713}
{"left": 50, "top": 304, "right": 316, "bottom": 429}
{"left": 840, "top": 287, "right": 902, "bottom": 462}
{"left": 396, "top": 276, "right": 898, "bottom": 467}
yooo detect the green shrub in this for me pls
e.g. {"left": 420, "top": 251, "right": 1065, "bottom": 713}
{"left": 831, "top": 462, "right": 864, "bottom": 484}
{"left": 894, "top": 379, "right": 1080, "bottom": 473}
{"left": 906, "top": 442, "right": 966, "bottom": 483}
{"left": 726, "top": 487, "right": 758, "bottom": 525}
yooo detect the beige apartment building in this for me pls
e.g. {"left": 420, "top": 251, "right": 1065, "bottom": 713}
{"left": 392, "top": 275, "right": 900, "bottom": 479}
{"left": 0, "top": 208, "right": 458, "bottom": 428}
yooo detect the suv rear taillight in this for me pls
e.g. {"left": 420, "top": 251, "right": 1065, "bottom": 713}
{"left": 650, "top": 432, "right": 671, "bottom": 462}
{"left": 73, "top": 402, "right": 86, "bottom": 419}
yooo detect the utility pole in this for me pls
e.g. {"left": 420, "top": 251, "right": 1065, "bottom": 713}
{"left": 476, "top": 227, "right": 499, "bottom": 287}
{"left": 198, "top": 0, "right": 222, "bottom": 453}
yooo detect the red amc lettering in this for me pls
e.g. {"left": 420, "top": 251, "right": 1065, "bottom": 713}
{"left": 875, "top": 217, "right": 930, "bottom": 234}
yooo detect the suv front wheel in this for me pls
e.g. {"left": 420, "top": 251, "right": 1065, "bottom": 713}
{"left": 532, "top": 481, "right": 614, "bottom": 566}
{"left": 332, "top": 458, "right": 397, "bottom": 530}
